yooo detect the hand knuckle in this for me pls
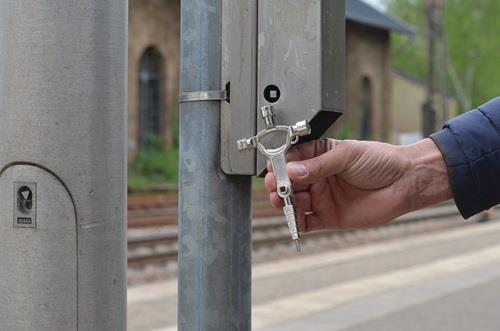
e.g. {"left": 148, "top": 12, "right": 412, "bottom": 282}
{"left": 309, "top": 158, "right": 323, "bottom": 177}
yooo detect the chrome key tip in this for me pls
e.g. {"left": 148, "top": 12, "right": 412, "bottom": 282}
{"left": 294, "top": 239, "right": 301, "bottom": 252}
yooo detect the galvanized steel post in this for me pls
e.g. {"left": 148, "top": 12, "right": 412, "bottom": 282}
{"left": 178, "top": 0, "right": 252, "bottom": 330}
{"left": 0, "top": 1, "right": 128, "bottom": 330}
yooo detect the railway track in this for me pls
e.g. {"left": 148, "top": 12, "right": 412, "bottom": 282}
{"left": 127, "top": 202, "right": 464, "bottom": 268}
{"left": 127, "top": 191, "right": 281, "bottom": 228}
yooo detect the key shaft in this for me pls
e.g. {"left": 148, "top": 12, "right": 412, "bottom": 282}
{"left": 236, "top": 105, "right": 311, "bottom": 252}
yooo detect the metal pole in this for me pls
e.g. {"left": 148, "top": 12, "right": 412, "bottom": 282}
{"left": 426, "top": 0, "right": 436, "bottom": 108}
{"left": 178, "top": 0, "right": 252, "bottom": 330}
{"left": 423, "top": 0, "right": 438, "bottom": 136}
{"left": 0, "top": 1, "right": 127, "bottom": 330}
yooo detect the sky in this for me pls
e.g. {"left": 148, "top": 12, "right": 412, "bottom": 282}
{"left": 361, "top": 0, "right": 388, "bottom": 12}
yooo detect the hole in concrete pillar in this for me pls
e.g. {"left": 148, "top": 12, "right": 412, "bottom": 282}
{"left": 17, "top": 186, "right": 33, "bottom": 212}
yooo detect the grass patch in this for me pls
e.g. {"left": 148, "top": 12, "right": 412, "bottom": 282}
{"left": 129, "top": 135, "right": 178, "bottom": 191}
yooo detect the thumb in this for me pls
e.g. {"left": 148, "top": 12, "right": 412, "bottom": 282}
{"left": 287, "top": 143, "right": 349, "bottom": 184}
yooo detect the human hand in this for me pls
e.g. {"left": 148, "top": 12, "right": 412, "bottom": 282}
{"left": 265, "top": 138, "right": 452, "bottom": 232}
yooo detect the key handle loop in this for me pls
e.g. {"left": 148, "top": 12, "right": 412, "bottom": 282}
{"left": 236, "top": 105, "right": 311, "bottom": 156}
{"left": 255, "top": 125, "right": 294, "bottom": 158}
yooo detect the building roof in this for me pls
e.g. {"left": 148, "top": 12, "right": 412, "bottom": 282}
{"left": 346, "top": 0, "right": 414, "bottom": 35}
{"left": 392, "top": 68, "right": 457, "bottom": 97}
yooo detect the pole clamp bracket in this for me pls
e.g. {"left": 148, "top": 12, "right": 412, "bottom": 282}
{"left": 179, "top": 90, "right": 228, "bottom": 103}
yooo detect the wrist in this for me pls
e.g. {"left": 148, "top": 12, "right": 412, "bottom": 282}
{"left": 399, "top": 138, "right": 453, "bottom": 212}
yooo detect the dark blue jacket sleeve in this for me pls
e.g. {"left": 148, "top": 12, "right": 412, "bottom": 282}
{"left": 430, "top": 97, "right": 500, "bottom": 219}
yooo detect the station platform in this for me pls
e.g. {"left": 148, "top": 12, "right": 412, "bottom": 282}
{"left": 128, "top": 216, "right": 500, "bottom": 331}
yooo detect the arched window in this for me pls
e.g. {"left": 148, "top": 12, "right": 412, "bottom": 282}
{"left": 138, "top": 46, "right": 164, "bottom": 149}
{"left": 360, "top": 76, "right": 372, "bottom": 140}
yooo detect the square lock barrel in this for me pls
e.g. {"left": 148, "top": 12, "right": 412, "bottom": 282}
{"left": 257, "top": 0, "right": 345, "bottom": 173}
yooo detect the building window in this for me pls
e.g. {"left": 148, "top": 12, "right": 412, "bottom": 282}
{"left": 360, "top": 76, "right": 372, "bottom": 140}
{"left": 139, "top": 46, "right": 164, "bottom": 149}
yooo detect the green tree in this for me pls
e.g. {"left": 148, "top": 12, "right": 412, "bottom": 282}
{"left": 388, "top": 0, "right": 500, "bottom": 111}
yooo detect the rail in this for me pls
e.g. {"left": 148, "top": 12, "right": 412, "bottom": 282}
{"left": 127, "top": 203, "right": 462, "bottom": 267}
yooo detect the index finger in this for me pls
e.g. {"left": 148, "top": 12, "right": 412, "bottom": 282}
{"left": 266, "top": 139, "right": 336, "bottom": 173}
{"left": 290, "top": 139, "right": 336, "bottom": 161}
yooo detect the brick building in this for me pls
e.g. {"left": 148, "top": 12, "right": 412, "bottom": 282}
{"left": 340, "top": 0, "right": 413, "bottom": 141}
{"left": 127, "top": 0, "right": 412, "bottom": 160}
{"left": 128, "top": 0, "right": 180, "bottom": 159}
{"left": 391, "top": 69, "right": 457, "bottom": 144}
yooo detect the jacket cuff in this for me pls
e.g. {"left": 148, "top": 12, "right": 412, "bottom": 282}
{"left": 430, "top": 129, "right": 482, "bottom": 219}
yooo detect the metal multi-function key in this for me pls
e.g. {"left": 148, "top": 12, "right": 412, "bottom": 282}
{"left": 237, "top": 105, "right": 311, "bottom": 252}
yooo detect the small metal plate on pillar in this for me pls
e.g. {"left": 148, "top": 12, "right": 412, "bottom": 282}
{"left": 0, "top": 165, "right": 77, "bottom": 330}
{"left": 14, "top": 182, "right": 37, "bottom": 228}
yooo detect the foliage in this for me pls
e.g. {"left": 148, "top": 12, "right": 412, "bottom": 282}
{"left": 388, "top": 0, "right": 500, "bottom": 110}
{"left": 253, "top": 176, "right": 266, "bottom": 190}
{"left": 170, "top": 111, "right": 180, "bottom": 148}
{"left": 336, "top": 122, "right": 353, "bottom": 140}
{"left": 129, "top": 134, "right": 178, "bottom": 191}
{"left": 388, "top": 0, "right": 427, "bottom": 80}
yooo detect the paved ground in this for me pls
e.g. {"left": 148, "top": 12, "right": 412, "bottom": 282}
{"left": 128, "top": 215, "right": 500, "bottom": 331}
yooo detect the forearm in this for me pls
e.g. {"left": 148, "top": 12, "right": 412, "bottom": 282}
{"left": 400, "top": 138, "right": 453, "bottom": 213}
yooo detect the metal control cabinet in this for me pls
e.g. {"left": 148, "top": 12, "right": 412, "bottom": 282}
{"left": 221, "top": 0, "right": 345, "bottom": 175}
{"left": 221, "top": 0, "right": 258, "bottom": 175}
{"left": 0, "top": 1, "right": 127, "bottom": 330}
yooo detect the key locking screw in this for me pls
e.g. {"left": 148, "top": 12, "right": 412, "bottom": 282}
{"left": 291, "top": 120, "right": 311, "bottom": 137}
{"left": 261, "top": 105, "right": 276, "bottom": 129}
{"left": 236, "top": 137, "right": 257, "bottom": 152}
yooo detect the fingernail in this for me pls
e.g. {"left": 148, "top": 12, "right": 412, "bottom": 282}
{"left": 289, "top": 162, "right": 308, "bottom": 177}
